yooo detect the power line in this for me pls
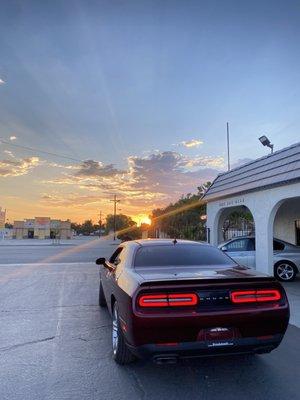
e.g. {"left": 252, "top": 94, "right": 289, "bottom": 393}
{"left": 0, "top": 138, "right": 84, "bottom": 163}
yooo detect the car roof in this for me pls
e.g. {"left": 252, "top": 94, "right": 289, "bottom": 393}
{"left": 226, "top": 236, "right": 284, "bottom": 242}
{"left": 223, "top": 236, "right": 298, "bottom": 247}
{"left": 226, "top": 236, "right": 255, "bottom": 240}
{"left": 124, "top": 239, "right": 211, "bottom": 247}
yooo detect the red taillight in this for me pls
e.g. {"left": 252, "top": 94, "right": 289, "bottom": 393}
{"left": 231, "top": 290, "right": 256, "bottom": 303}
{"left": 138, "top": 293, "right": 198, "bottom": 308}
{"left": 138, "top": 294, "right": 168, "bottom": 307}
{"left": 168, "top": 293, "right": 198, "bottom": 306}
{"left": 231, "top": 289, "right": 281, "bottom": 304}
{"left": 255, "top": 290, "right": 281, "bottom": 302}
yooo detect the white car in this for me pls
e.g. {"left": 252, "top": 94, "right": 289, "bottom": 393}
{"left": 219, "top": 237, "right": 300, "bottom": 282}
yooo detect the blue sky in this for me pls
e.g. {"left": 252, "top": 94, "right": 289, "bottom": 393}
{"left": 0, "top": 0, "right": 300, "bottom": 222}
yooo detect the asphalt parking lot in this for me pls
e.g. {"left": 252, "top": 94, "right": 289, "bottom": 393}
{"left": 0, "top": 237, "right": 300, "bottom": 400}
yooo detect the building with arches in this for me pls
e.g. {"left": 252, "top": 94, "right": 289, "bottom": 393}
{"left": 203, "top": 142, "right": 300, "bottom": 277}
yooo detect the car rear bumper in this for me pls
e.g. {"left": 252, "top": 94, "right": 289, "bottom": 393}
{"left": 127, "top": 334, "right": 284, "bottom": 361}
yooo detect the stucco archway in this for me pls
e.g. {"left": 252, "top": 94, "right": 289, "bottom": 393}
{"left": 216, "top": 205, "right": 254, "bottom": 244}
{"left": 273, "top": 197, "right": 300, "bottom": 245}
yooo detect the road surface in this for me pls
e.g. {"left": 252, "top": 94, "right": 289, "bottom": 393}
{"left": 0, "top": 238, "right": 299, "bottom": 400}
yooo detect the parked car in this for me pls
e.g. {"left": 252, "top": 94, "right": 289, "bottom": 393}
{"left": 218, "top": 237, "right": 300, "bottom": 282}
{"left": 96, "top": 239, "right": 289, "bottom": 365}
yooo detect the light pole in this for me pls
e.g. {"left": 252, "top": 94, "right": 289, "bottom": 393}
{"left": 227, "top": 122, "right": 231, "bottom": 171}
{"left": 259, "top": 135, "right": 274, "bottom": 154}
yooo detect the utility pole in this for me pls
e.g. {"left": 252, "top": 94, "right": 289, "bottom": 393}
{"left": 227, "top": 122, "right": 231, "bottom": 171}
{"left": 98, "top": 211, "right": 102, "bottom": 238}
{"left": 0, "top": 207, "right": 6, "bottom": 241}
{"left": 110, "top": 195, "right": 120, "bottom": 241}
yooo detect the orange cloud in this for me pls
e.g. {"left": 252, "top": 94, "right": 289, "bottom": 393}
{"left": 0, "top": 157, "right": 40, "bottom": 177}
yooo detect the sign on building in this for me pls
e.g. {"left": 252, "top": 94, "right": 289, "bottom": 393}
{"left": 24, "top": 219, "right": 35, "bottom": 229}
{"left": 35, "top": 217, "right": 50, "bottom": 229}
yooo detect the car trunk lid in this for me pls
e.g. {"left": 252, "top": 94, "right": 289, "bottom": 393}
{"left": 135, "top": 265, "right": 273, "bottom": 285}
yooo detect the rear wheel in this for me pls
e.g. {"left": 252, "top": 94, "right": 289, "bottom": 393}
{"left": 112, "top": 303, "right": 135, "bottom": 365}
{"left": 274, "top": 261, "right": 297, "bottom": 282}
{"left": 99, "top": 280, "right": 107, "bottom": 307}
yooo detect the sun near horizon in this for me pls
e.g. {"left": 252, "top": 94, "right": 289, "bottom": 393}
{"left": 132, "top": 214, "right": 152, "bottom": 227}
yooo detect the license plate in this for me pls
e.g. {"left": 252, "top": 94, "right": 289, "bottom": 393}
{"left": 197, "top": 327, "right": 239, "bottom": 341}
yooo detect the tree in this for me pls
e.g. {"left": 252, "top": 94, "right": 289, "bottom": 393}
{"left": 222, "top": 208, "right": 254, "bottom": 240}
{"left": 149, "top": 183, "right": 210, "bottom": 241}
{"left": 105, "top": 214, "right": 136, "bottom": 236}
{"left": 81, "top": 220, "right": 94, "bottom": 235}
{"left": 71, "top": 220, "right": 99, "bottom": 235}
{"left": 71, "top": 222, "right": 81, "bottom": 233}
{"left": 197, "top": 181, "right": 211, "bottom": 197}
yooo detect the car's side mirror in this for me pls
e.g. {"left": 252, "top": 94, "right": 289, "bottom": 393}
{"left": 221, "top": 246, "right": 227, "bottom": 252}
{"left": 96, "top": 257, "right": 106, "bottom": 265}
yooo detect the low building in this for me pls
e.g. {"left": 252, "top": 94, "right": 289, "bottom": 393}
{"left": 203, "top": 141, "right": 300, "bottom": 276}
{"left": 13, "top": 217, "right": 72, "bottom": 240}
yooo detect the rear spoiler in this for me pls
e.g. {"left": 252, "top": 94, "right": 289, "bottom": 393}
{"left": 139, "top": 276, "right": 278, "bottom": 287}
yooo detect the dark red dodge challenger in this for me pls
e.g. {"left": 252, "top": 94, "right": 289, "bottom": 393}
{"left": 96, "top": 239, "right": 290, "bottom": 364}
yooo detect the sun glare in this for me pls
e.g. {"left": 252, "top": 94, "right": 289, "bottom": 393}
{"left": 133, "top": 214, "right": 151, "bottom": 227}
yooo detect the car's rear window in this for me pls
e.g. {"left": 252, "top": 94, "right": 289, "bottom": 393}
{"left": 134, "top": 244, "right": 236, "bottom": 267}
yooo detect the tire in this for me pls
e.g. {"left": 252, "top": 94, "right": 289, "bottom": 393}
{"left": 274, "top": 261, "right": 297, "bottom": 282}
{"left": 112, "top": 303, "right": 135, "bottom": 365}
{"left": 99, "top": 280, "right": 107, "bottom": 307}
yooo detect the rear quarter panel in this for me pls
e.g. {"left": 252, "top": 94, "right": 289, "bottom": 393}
{"left": 274, "top": 252, "right": 300, "bottom": 271}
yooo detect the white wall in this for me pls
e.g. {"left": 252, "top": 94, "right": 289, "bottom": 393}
{"left": 273, "top": 198, "right": 300, "bottom": 244}
{"left": 206, "top": 181, "right": 300, "bottom": 275}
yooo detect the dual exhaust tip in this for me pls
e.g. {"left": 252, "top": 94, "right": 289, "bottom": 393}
{"left": 153, "top": 355, "right": 178, "bottom": 364}
{"left": 153, "top": 345, "right": 275, "bottom": 363}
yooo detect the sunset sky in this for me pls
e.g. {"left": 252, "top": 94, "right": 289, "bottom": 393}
{"left": 1, "top": 0, "right": 300, "bottom": 224}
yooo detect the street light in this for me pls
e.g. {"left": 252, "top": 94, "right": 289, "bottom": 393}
{"left": 259, "top": 135, "right": 274, "bottom": 154}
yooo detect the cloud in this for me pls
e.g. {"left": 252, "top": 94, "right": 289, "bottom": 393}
{"left": 75, "top": 159, "right": 125, "bottom": 177}
{"left": 182, "top": 155, "right": 224, "bottom": 168}
{"left": 0, "top": 78, "right": 5, "bottom": 85}
{"left": 47, "top": 162, "right": 81, "bottom": 170}
{"left": 9, "top": 136, "right": 17, "bottom": 141}
{"left": 127, "top": 151, "right": 223, "bottom": 198}
{"left": 45, "top": 160, "right": 125, "bottom": 175}
{"left": 41, "top": 193, "right": 106, "bottom": 208}
{"left": 0, "top": 157, "right": 40, "bottom": 177}
{"left": 42, "top": 151, "right": 224, "bottom": 210}
{"left": 181, "top": 139, "right": 204, "bottom": 148}
{"left": 3, "top": 150, "right": 15, "bottom": 158}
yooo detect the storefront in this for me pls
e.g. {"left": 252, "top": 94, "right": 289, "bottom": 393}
{"left": 13, "top": 217, "right": 72, "bottom": 239}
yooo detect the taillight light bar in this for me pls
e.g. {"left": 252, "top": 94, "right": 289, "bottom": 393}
{"left": 230, "top": 289, "right": 281, "bottom": 304}
{"left": 138, "top": 293, "right": 198, "bottom": 308}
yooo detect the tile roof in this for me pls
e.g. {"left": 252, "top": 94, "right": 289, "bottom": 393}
{"left": 203, "top": 142, "right": 300, "bottom": 201}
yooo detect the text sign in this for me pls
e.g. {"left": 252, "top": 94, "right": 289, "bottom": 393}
{"left": 218, "top": 198, "right": 245, "bottom": 208}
